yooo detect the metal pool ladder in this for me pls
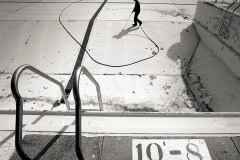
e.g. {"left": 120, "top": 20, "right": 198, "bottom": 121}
{"left": 11, "top": 64, "right": 103, "bottom": 159}
{"left": 73, "top": 65, "right": 103, "bottom": 160}
{"left": 11, "top": 64, "right": 71, "bottom": 159}
{"left": 219, "top": 0, "right": 240, "bottom": 38}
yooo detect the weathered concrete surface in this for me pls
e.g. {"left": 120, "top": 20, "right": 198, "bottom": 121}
{"left": 186, "top": 41, "right": 240, "bottom": 112}
{"left": 98, "top": 3, "right": 192, "bottom": 22}
{"left": 194, "top": 20, "right": 240, "bottom": 79}
{"left": 0, "top": 3, "right": 31, "bottom": 18}
{"left": 194, "top": 1, "right": 240, "bottom": 78}
{"left": 82, "top": 21, "right": 199, "bottom": 75}
{"left": 68, "top": 75, "right": 196, "bottom": 112}
{"left": 4, "top": 21, "right": 87, "bottom": 74}
{"left": 0, "top": 0, "right": 200, "bottom": 112}
{"left": 0, "top": 21, "right": 37, "bottom": 72}
{"left": 0, "top": 74, "right": 70, "bottom": 111}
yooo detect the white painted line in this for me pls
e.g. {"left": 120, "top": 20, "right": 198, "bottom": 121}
{"left": 1, "top": 114, "right": 240, "bottom": 134}
{"left": 132, "top": 139, "right": 212, "bottom": 160}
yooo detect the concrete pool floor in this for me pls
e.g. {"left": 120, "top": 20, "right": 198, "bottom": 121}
{"left": 0, "top": 0, "right": 240, "bottom": 113}
{"left": 0, "top": 0, "right": 199, "bottom": 113}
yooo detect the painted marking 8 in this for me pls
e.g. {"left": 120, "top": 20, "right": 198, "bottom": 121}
{"left": 132, "top": 139, "right": 212, "bottom": 160}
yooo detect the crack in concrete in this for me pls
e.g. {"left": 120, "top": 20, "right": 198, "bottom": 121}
{"left": 0, "top": 19, "right": 38, "bottom": 73}
{"left": 25, "top": 20, "right": 39, "bottom": 45}
{"left": 0, "top": 3, "right": 32, "bottom": 18}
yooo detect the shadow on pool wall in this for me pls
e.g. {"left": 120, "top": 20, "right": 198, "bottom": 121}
{"left": 166, "top": 23, "right": 206, "bottom": 112}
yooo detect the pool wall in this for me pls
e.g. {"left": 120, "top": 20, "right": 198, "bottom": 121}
{"left": 193, "top": 1, "right": 240, "bottom": 79}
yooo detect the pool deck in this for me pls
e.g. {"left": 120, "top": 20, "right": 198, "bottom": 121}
{"left": 1, "top": 112, "right": 240, "bottom": 159}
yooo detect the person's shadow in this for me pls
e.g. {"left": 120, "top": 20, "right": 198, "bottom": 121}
{"left": 112, "top": 26, "right": 139, "bottom": 39}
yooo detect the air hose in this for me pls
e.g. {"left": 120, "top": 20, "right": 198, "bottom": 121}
{"left": 59, "top": 0, "right": 159, "bottom": 67}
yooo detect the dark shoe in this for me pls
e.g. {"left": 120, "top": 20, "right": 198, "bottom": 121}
{"left": 132, "top": 23, "right": 137, "bottom": 26}
{"left": 139, "top": 21, "right": 142, "bottom": 26}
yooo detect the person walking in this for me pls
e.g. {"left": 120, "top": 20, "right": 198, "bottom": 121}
{"left": 132, "top": 0, "right": 142, "bottom": 26}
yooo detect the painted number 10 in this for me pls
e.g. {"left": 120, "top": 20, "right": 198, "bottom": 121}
{"left": 136, "top": 143, "right": 163, "bottom": 160}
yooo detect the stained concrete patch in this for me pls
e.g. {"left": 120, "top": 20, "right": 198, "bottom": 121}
{"left": 82, "top": 22, "right": 199, "bottom": 75}
{"left": 67, "top": 75, "right": 197, "bottom": 112}
{"left": 186, "top": 41, "right": 240, "bottom": 112}
{"left": 4, "top": 21, "right": 87, "bottom": 74}
{"left": 0, "top": 74, "right": 70, "bottom": 111}
{"left": 98, "top": 3, "right": 192, "bottom": 22}
{"left": 172, "top": 4, "right": 197, "bottom": 20}
{"left": 0, "top": 21, "right": 38, "bottom": 72}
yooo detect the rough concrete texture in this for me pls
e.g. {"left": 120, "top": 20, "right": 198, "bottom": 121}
{"left": 186, "top": 41, "right": 240, "bottom": 112}
{"left": 0, "top": 74, "right": 70, "bottom": 111}
{"left": 10, "top": 134, "right": 102, "bottom": 160}
{"left": 68, "top": 75, "right": 196, "bottom": 112}
{"left": 0, "top": 131, "right": 15, "bottom": 160}
{"left": 194, "top": 1, "right": 240, "bottom": 78}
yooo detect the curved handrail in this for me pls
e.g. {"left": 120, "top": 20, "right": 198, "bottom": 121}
{"left": 73, "top": 66, "right": 103, "bottom": 111}
{"left": 73, "top": 65, "right": 103, "bottom": 160}
{"left": 11, "top": 64, "right": 70, "bottom": 159}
